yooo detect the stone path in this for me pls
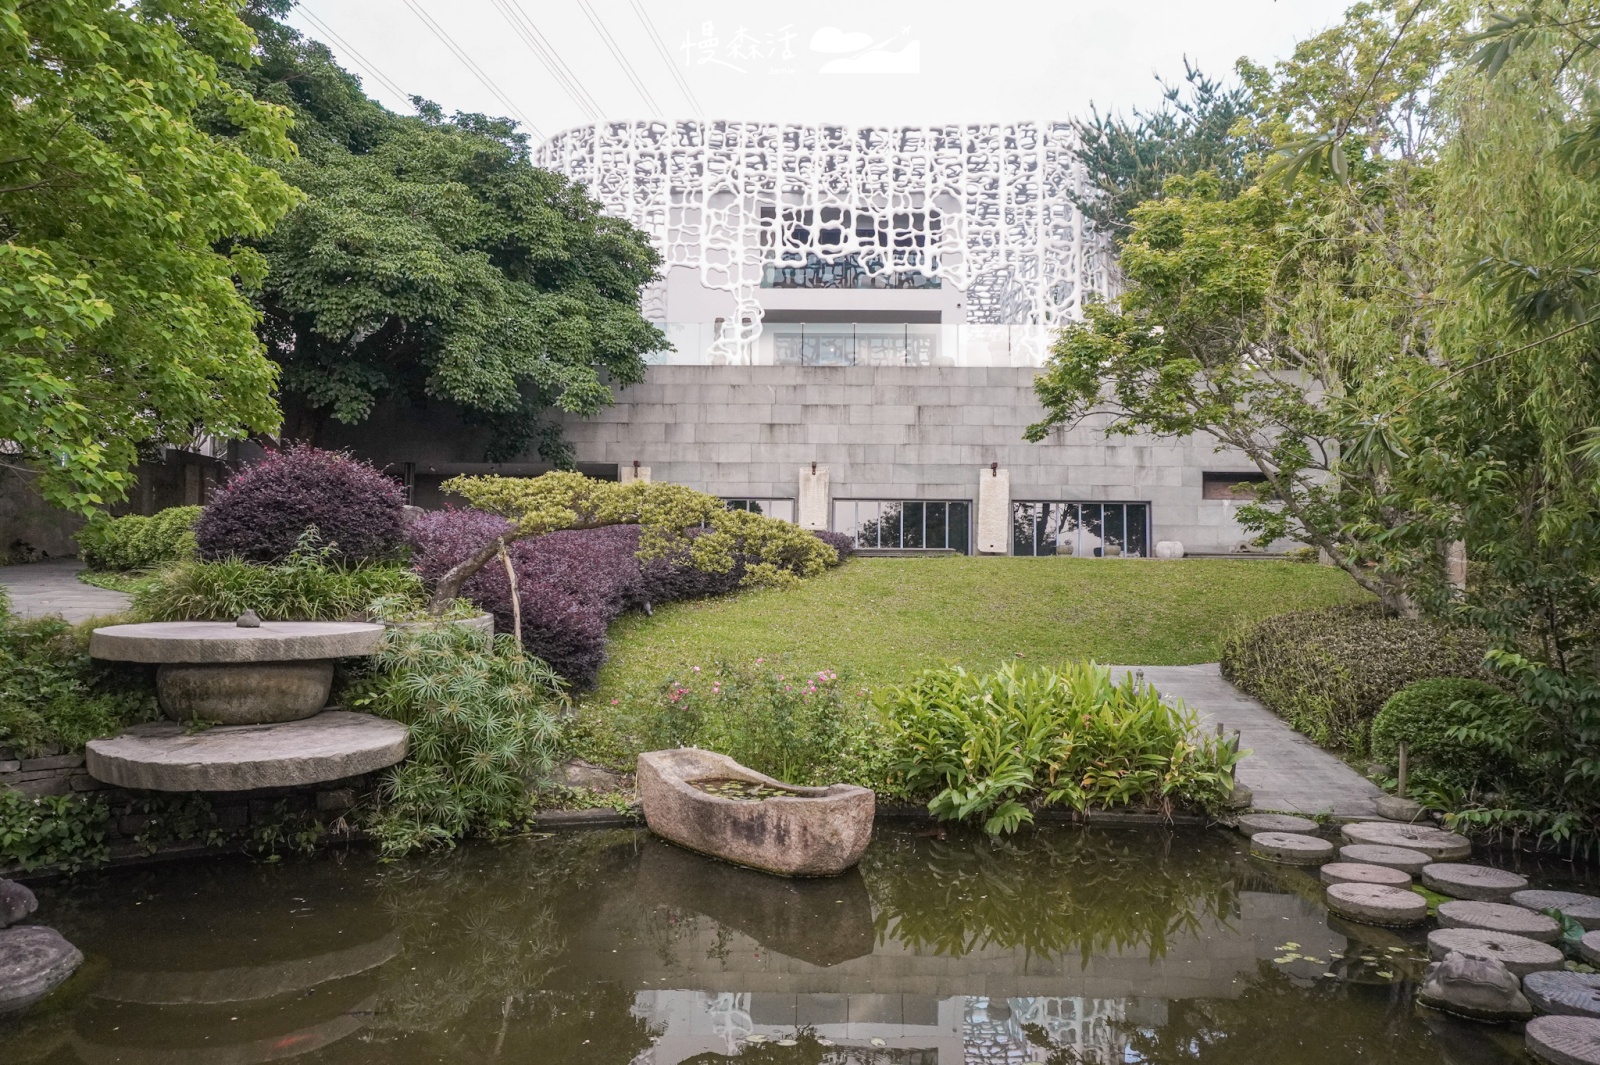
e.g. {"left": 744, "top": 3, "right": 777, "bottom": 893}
{"left": 0, "top": 559, "right": 130, "bottom": 623}
{"left": 1111, "top": 663, "right": 1382, "bottom": 819}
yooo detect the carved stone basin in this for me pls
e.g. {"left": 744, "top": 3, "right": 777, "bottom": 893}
{"left": 636, "top": 748, "right": 874, "bottom": 877}
{"left": 91, "top": 621, "right": 385, "bottom": 725}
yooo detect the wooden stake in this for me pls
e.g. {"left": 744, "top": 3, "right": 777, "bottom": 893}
{"left": 1397, "top": 740, "right": 1409, "bottom": 799}
{"left": 498, "top": 540, "right": 521, "bottom": 645}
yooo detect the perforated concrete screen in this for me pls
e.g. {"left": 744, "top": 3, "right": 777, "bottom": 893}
{"left": 535, "top": 120, "right": 1113, "bottom": 362}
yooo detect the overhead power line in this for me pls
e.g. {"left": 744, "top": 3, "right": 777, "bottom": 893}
{"left": 489, "top": 0, "right": 603, "bottom": 121}
{"left": 298, "top": 5, "right": 412, "bottom": 107}
{"left": 400, "top": 0, "right": 543, "bottom": 139}
{"left": 575, "top": 0, "right": 662, "bottom": 116}
{"left": 626, "top": 0, "right": 703, "bottom": 114}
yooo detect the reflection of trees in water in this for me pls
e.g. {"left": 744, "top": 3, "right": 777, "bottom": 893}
{"left": 861, "top": 827, "right": 1240, "bottom": 961}
{"left": 1088, "top": 965, "right": 1492, "bottom": 1065}
{"left": 366, "top": 830, "right": 658, "bottom": 1063}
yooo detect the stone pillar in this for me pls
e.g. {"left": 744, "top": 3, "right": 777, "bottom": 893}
{"left": 976, "top": 467, "right": 1010, "bottom": 554}
{"left": 797, "top": 465, "right": 829, "bottom": 530}
{"left": 619, "top": 463, "right": 651, "bottom": 485}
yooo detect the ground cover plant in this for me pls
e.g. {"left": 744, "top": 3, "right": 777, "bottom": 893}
{"left": 1220, "top": 605, "right": 1498, "bottom": 754}
{"left": 131, "top": 533, "right": 423, "bottom": 623}
{"left": 572, "top": 658, "right": 894, "bottom": 791}
{"left": 883, "top": 661, "right": 1242, "bottom": 833}
{"left": 0, "top": 593, "right": 155, "bottom": 757}
{"left": 582, "top": 555, "right": 1367, "bottom": 702}
{"left": 77, "top": 506, "right": 201, "bottom": 572}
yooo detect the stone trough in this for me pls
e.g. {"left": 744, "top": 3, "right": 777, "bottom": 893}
{"left": 636, "top": 748, "right": 874, "bottom": 877}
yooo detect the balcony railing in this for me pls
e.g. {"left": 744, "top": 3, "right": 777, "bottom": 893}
{"left": 646, "top": 322, "right": 1062, "bottom": 368}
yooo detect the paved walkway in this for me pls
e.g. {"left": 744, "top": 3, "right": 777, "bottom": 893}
{"left": 1112, "top": 663, "right": 1382, "bottom": 819}
{"left": 0, "top": 559, "right": 131, "bottom": 623}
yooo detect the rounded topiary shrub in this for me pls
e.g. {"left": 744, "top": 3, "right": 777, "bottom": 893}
{"left": 1219, "top": 604, "right": 1497, "bottom": 754}
{"left": 196, "top": 445, "right": 406, "bottom": 565}
{"left": 78, "top": 505, "right": 200, "bottom": 571}
{"left": 1370, "top": 678, "right": 1522, "bottom": 792}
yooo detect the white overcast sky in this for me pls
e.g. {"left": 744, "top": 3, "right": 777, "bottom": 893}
{"left": 286, "top": 1, "right": 1353, "bottom": 145}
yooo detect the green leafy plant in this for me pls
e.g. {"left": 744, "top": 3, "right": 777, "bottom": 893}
{"left": 883, "top": 661, "right": 1242, "bottom": 833}
{"left": 352, "top": 626, "right": 566, "bottom": 857}
{"left": 0, "top": 614, "right": 156, "bottom": 756}
{"left": 130, "top": 531, "right": 424, "bottom": 622}
{"left": 578, "top": 658, "right": 895, "bottom": 791}
{"left": 1220, "top": 605, "right": 1497, "bottom": 753}
{"left": 0, "top": 792, "right": 110, "bottom": 873}
{"left": 77, "top": 505, "right": 201, "bottom": 572}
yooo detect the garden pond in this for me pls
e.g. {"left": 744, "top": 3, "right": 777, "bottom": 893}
{"left": 0, "top": 824, "right": 1583, "bottom": 1064}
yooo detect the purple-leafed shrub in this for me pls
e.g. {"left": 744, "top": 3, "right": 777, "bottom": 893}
{"left": 408, "top": 510, "right": 792, "bottom": 688}
{"left": 196, "top": 445, "right": 407, "bottom": 565}
{"left": 810, "top": 529, "right": 855, "bottom": 561}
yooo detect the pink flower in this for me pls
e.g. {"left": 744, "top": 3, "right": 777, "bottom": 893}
{"left": 755, "top": 658, "right": 763, "bottom": 664}
{"left": 611, "top": 699, "right": 619, "bottom": 705}
{"left": 692, "top": 666, "right": 700, "bottom": 673}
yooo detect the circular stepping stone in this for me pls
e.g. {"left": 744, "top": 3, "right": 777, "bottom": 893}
{"left": 1428, "top": 927, "right": 1566, "bottom": 977}
{"left": 1515, "top": 891, "right": 1600, "bottom": 932}
{"left": 1340, "top": 821, "right": 1473, "bottom": 860}
{"left": 1439, "top": 900, "right": 1563, "bottom": 943}
{"left": 0, "top": 925, "right": 83, "bottom": 1012}
{"left": 1581, "top": 931, "right": 1600, "bottom": 968}
{"left": 1376, "top": 794, "right": 1425, "bottom": 822}
{"left": 1321, "top": 862, "right": 1412, "bottom": 888}
{"left": 1250, "top": 832, "right": 1334, "bottom": 865}
{"left": 1528, "top": 1015, "right": 1600, "bottom": 1065}
{"left": 1236, "top": 813, "right": 1319, "bottom": 838}
{"left": 1339, "top": 843, "right": 1431, "bottom": 874}
{"left": 1326, "top": 882, "right": 1428, "bottom": 927}
{"left": 1527, "top": 972, "right": 1600, "bottom": 1019}
{"left": 1421, "top": 863, "right": 1529, "bottom": 902}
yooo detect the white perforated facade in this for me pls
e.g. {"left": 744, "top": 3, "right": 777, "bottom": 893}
{"left": 534, "top": 120, "right": 1113, "bottom": 365}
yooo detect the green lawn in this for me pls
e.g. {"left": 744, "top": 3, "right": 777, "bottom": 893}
{"left": 586, "top": 555, "right": 1369, "bottom": 702}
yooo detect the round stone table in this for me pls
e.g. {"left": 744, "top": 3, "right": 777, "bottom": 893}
{"left": 91, "top": 621, "right": 385, "bottom": 725}
{"left": 85, "top": 712, "right": 407, "bottom": 792}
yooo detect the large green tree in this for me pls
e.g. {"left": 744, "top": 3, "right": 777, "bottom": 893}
{"left": 0, "top": 0, "right": 297, "bottom": 513}
{"left": 229, "top": 6, "right": 665, "bottom": 465}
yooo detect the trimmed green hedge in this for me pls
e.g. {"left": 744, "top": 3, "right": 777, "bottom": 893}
{"left": 78, "top": 506, "right": 201, "bottom": 571}
{"left": 1371, "top": 677, "right": 1523, "bottom": 792}
{"left": 1219, "top": 604, "right": 1498, "bottom": 754}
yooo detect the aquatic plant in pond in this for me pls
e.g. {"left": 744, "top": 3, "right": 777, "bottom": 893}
{"left": 883, "top": 661, "right": 1242, "bottom": 833}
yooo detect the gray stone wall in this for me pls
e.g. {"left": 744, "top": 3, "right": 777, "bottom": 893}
{"left": 559, "top": 365, "right": 1279, "bottom": 555}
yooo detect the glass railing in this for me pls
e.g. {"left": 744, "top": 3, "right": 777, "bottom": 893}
{"left": 645, "top": 322, "right": 1062, "bottom": 368}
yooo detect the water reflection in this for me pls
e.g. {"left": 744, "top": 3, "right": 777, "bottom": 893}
{"left": 0, "top": 826, "right": 1528, "bottom": 1065}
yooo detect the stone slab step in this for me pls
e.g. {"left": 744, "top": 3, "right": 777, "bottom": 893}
{"left": 1249, "top": 832, "right": 1334, "bottom": 865}
{"left": 1326, "top": 883, "right": 1428, "bottom": 927}
{"left": 1515, "top": 891, "right": 1600, "bottom": 932}
{"left": 1320, "top": 862, "right": 1412, "bottom": 888}
{"left": 1428, "top": 927, "right": 1566, "bottom": 977}
{"left": 1421, "top": 863, "right": 1529, "bottom": 902}
{"left": 1527, "top": 972, "right": 1600, "bottom": 1019}
{"left": 1340, "top": 821, "right": 1472, "bottom": 860}
{"left": 1339, "top": 844, "right": 1431, "bottom": 875}
{"left": 1528, "top": 1015, "right": 1600, "bottom": 1065}
{"left": 1438, "top": 900, "right": 1562, "bottom": 943}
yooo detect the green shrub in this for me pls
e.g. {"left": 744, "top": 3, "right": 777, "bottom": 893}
{"left": 582, "top": 658, "right": 892, "bottom": 790}
{"left": 882, "top": 661, "right": 1242, "bottom": 834}
{"left": 130, "top": 534, "right": 425, "bottom": 622}
{"left": 1219, "top": 604, "right": 1497, "bottom": 753}
{"left": 1371, "top": 678, "right": 1526, "bottom": 793}
{"left": 0, "top": 615, "right": 157, "bottom": 755}
{"left": 78, "top": 506, "right": 201, "bottom": 571}
{"left": 0, "top": 792, "right": 110, "bottom": 872}
{"left": 351, "top": 627, "right": 566, "bottom": 857}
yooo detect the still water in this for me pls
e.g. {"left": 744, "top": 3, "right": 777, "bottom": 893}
{"left": 0, "top": 826, "right": 1556, "bottom": 1064}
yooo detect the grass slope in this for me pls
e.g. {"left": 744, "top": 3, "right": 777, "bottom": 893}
{"left": 586, "top": 555, "right": 1368, "bottom": 701}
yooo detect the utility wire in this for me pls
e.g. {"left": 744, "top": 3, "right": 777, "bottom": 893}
{"left": 400, "top": 0, "right": 543, "bottom": 138}
{"left": 298, "top": 5, "right": 412, "bottom": 108}
{"left": 575, "top": 0, "right": 662, "bottom": 116}
{"left": 626, "top": 0, "right": 703, "bottom": 114}
{"left": 489, "top": 0, "right": 602, "bottom": 121}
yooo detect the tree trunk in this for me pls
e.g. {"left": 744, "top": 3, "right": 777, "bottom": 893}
{"left": 428, "top": 535, "right": 506, "bottom": 615}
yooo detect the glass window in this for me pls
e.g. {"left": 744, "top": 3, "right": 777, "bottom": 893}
{"left": 1011, "top": 502, "right": 1151, "bottom": 558}
{"left": 723, "top": 499, "right": 796, "bottom": 523}
{"left": 832, "top": 500, "right": 972, "bottom": 553}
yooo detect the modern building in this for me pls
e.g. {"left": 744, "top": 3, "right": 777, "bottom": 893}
{"left": 327, "top": 120, "right": 1278, "bottom": 557}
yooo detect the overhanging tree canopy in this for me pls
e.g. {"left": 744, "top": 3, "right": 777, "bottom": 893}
{"left": 0, "top": 0, "right": 298, "bottom": 513}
